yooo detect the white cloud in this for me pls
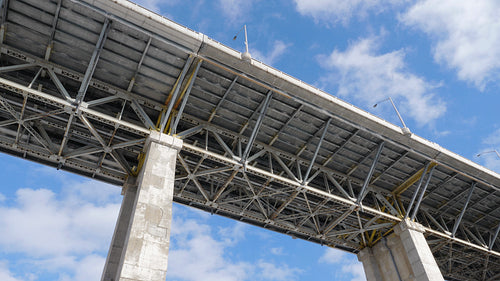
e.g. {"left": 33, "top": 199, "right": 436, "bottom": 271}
{"left": 483, "top": 128, "right": 500, "bottom": 146}
{"left": 319, "top": 248, "right": 346, "bottom": 264}
{"left": 0, "top": 193, "right": 5, "bottom": 202}
{"left": 318, "top": 36, "right": 446, "bottom": 126}
{"left": 257, "top": 260, "right": 302, "bottom": 281}
{"left": 59, "top": 255, "right": 107, "bottom": 281}
{"left": 0, "top": 179, "right": 121, "bottom": 280}
{"left": 167, "top": 209, "right": 303, "bottom": 281}
{"left": 270, "top": 247, "right": 284, "bottom": 255}
{"left": 0, "top": 187, "right": 119, "bottom": 256}
{"left": 294, "top": 0, "right": 407, "bottom": 25}
{"left": 252, "top": 40, "right": 291, "bottom": 65}
{"left": 168, "top": 217, "right": 252, "bottom": 281}
{"left": 318, "top": 248, "right": 366, "bottom": 281}
{"left": 401, "top": 0, "right": 500, "bottom": 90}
{"left": 0, "top": 261, "right": 24, "bottom": 281}
{"left": 218, "top": 0, "right": 255, "bottom": 25}
{"left": 342, "top": 262, "right": 366, "bottom": 281}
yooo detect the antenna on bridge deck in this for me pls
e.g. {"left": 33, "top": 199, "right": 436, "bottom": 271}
{"left": 373, "top": 97, "right": 411, "bottom": 136}
{"left": 233, "top": 25, "right": 252, "bottom": 63}
{"left": 476, "top": 149, "right": 500, "bottom": 159}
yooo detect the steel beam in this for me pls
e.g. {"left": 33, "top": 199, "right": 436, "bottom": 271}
{"left": 159, "top": 55, "right": 194, "bottom": 132}
{"left": 452, "top": 182, "right": 476, "bottom": 237}
{"left": 357, "top": 142, "right": 384, "bottom": 204}
{"left": 127, "top": 37, "right": 152, "bottom": 92}
{"left": 411, "top": 164, "right": 436, "bottom": 220}
{"left": 304, "top": 118, "right": 331, "bottom": 184}
{"left": 268, "top": 104, "right": 303, "bottom": 146}
{"left": 130, "top": 99, "right": 155, "bottom": 130}
{"left": 172, "top": 59, "right": 202, "bottom": 134}
{"left": 208, "top": 76, "right": 238, "bottom": 123}
{"left": 490, "top": 222, "right": 500, "bottom": 250}
{"left": 241, "top": 90, "right": 273, "bottom": 163}
{"left": 44, "top": 0, "right": 62, "bottom": 60}
{"left": 405, "top": 162, "right": 431, "bottom": 219}
{"left": 0, "top": 63, "right": 37, "bottom": 73}
{"left": 0, "top": 77, "right": 150, "bottom": 134}
{"left": 76, "top": 18, "right": 110, "bottom": 102}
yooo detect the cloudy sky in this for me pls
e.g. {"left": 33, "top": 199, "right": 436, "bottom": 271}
{"left": 1, "top": 0, "right": 500, "bottom": 280}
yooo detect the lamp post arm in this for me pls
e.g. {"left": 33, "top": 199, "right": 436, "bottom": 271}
{"left": 388, "top": 97, "right": 407, "bottom": 129}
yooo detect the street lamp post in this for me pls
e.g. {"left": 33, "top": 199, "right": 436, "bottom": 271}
{"left": 476, "top": 149, "right": 500, "bottom": 159}
{"left": 373, "top": 97, "right": 411, "bottom": 136}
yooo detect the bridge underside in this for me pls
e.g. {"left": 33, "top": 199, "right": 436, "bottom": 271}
{"left": 0, "top": 0, "right": 499, "bottom": 280}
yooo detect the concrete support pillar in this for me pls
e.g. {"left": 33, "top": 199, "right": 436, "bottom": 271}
{"left": 101, "top": 131, "right": 182, "bottom": 281}
{"left": 358, "top": 219, "right": 444, "bottom": 281}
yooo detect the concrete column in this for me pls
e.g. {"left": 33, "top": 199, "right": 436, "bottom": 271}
{"left": 358, "top": 247, "right": 383, "bottom": 281}
{"left": 101, "top": 131, "right": 182, "bottom": 281}
{"left": 358, "top": 219, "right": 444, "bottom": 281}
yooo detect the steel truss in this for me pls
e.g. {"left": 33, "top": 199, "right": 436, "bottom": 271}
{"left": 0, "top": 0, "right": 499, "bottom": 280}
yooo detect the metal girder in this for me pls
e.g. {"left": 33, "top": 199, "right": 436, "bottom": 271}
{"left": 405, "top": 161, "right": 431, "bottom": 219}
{"left": 1, "top": 46, "right": 164, "bottom": 112}
{"left": 325, "top": 172, "right": 353, "bottom": 201}
{"left": 212, "top": 168, "right": 240, "bottom": 202}
{"left": 268, "top": 104, "right": 303, "bottom": 146}
{"left": 375, "top": 193, "right": 399, "bottom": 216}
{"left": 357, "top": 141, "right": 384, "bottom": 204}
{"left": 322, "top": 206, "right": 356, "bottom": 236}
{"left": 0, "top": 77, "right": 149, "bottom": 134}
{"left": 410, "top": 164, "right": 436, "bottom": 220}
{"left": 423, "top": 210, "right": 450, "bottom": 234}
{"left": 0, "top": 95, "right": 53, "bottom": 153}
{"left": 0, "top": 63, "right": 37, "bottom": 73}
{"left": 208, "top": 76, "right": 238, "bottom": 123}
{"left": 370, "top": 151, "right": 408, "bottom": 184}
{"left": 44, "top": 0, "right": 62, "bottom": 60}
{"left": 130, "top": 99, "right": 155, "bottom": 130}
{"left": 172, "top": 59, "right": 202, "bottom": 134}
{"left": 177, "top": 153, "right": 210, "bottom": 202}
{"left": 127, "top": 36, "right": 152, "bottom": 92}
{"left": 242, "top": 90, "right": 273, "bottom": 163}
{"left": 159, "top": 55, "right": 194, "bottom": 133}
{"left": 181, "top": 141, "right": 500, "bottom": 258}
{"left": 0, "top": 0, "right": 8, "bottom": 43}
{"left": 392, "top": 162, "right": 438, "bottom": 196}
{"left": 58, "top": 18, "right": 111, "bottom": 156}
{"left": 452, "top": 182, "right": 476, "bottom": 237}
{"left": 490, "top": 222, "right": 500, "bottom": 250}
{"left": 303, "top": 118, "right": 331, "bottom": 184}
{"left": 46, "top": 67, "right": 73, "bottom": 100}
{"left": 76, "top": 18, "right": 110, "bottom": 102}
{"left": 183, "top": 142, "right": 399, "bottom": 221}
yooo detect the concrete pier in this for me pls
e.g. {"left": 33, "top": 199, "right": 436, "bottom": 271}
{"left": 358, "top": 220, "right": 444, "bottom": 281}
{"left": 101, "top": 132, "right": 182, "bottom": 281}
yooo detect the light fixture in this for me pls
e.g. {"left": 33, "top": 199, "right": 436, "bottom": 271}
{"left": 233, "top": 25, "right": 251, "bottom": 62}
{"left": 476, "top": 149, "right": 500, "bottom": 159}
{"left": 373, "top": 97, "right": 411, "bottom": 136}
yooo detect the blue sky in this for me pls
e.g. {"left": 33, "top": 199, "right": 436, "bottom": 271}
{"left": 1, "top": 0, "right": 500, "bottom": 280}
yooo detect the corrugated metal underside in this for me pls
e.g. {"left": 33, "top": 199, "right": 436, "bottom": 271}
{"left": 0, "top": 0, "right": 498, "bottom": 280}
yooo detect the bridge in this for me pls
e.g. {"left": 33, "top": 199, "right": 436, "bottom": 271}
{"left": 0, "top": 0, "right": 499, "bottom": 280}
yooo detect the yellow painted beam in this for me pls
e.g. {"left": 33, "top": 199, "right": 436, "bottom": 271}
{"left": 392, "top": 162, "right": 437, "bottom": 196}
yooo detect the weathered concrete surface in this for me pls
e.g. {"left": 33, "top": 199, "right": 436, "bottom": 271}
{"left": 358, "top": 220, "right": 444, "bottom": 281}
{"left": 101, "top": 177, "right": 139, "bottom": 281}
{"left": 101, "top": 131, "right": 182, "bottom": 281}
